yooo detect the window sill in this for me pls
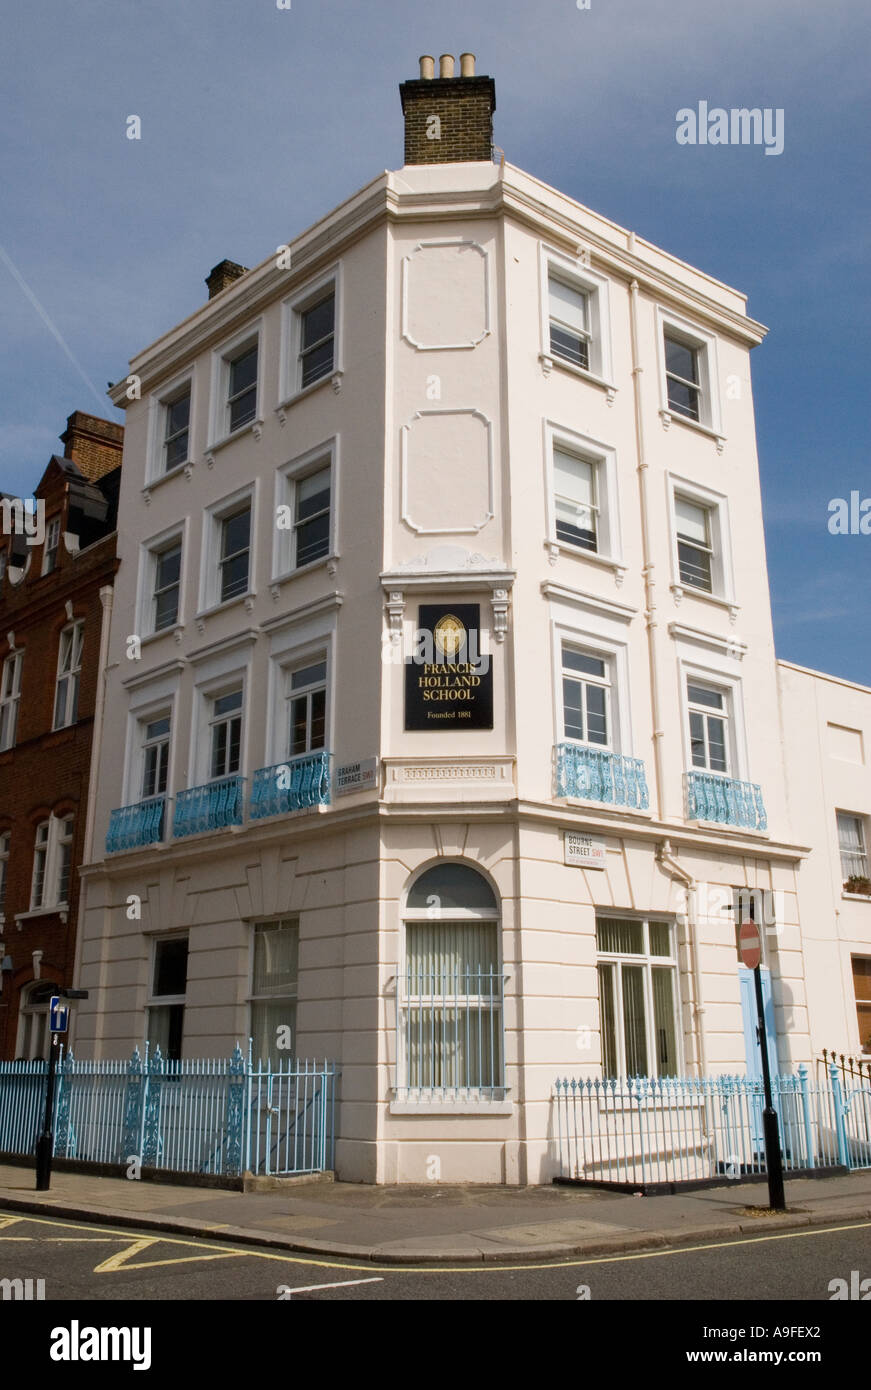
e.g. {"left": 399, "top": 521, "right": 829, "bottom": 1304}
{"left": 670, "top": 583, "right": 738, "bottom": 621}
{"left": 544, "top": 540, "right": 627, "bottom": 581}
{"left": 565, "top": 794, "right": 653, "bottom": 819}
{"left": 16, "top": 905, "right": 69, "bottom": 925}
{"left": 205, "top": 419, "right": 264, "bottom": 460}
{"left": 140, "top": 624, "right": 185, "bottom": 649}
{"left": 842, "top": 892, "right": 871, "bottom": 903}
{"left": 688, "top": 816, "right": 770, "bottom": 839}
{"left": 41, "top": 725, "right": 77, "bottom": 745}
{"left": 194, "top": 593, "right": 255, "bottom": 630}
{"left": 659, "top": 408, "right": 725, "bottom": 453}
{"left": 276, "top": 370, "right": 342, "bottom": 420}
{"left": 269, "top": 554, "right": 338, "bottom": 593}
{"left": 389, "top": 1099, "right": 513, "bottom": 1116}
{"left": 539, "top": 353, "right": 616, "bottom": 404}
{"left": 142, "top": 461, "right": 193, "bottom": 500}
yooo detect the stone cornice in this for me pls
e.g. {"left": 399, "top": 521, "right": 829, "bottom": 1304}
{"left": 110, "top": 163, "right": 767, "bottom": 405}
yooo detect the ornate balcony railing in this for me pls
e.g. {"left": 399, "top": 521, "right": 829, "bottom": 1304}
{"left": 106, "top": 796, "right": 167, "bottom": 853}
{"left": 172, "top": 776, "right": 245, "bottom": 837}
{"left": 250, "top": 751, "right": 331, "bottom": 820}
{"left": 685, "top": 770, "right": 767, "bottom": 831}
{"left": 555, "top": 743, "right": 649, "bottom": 810}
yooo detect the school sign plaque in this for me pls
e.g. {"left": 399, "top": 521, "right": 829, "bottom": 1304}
{"left": 404, "top": 603, "right": 493, "bottom": 730}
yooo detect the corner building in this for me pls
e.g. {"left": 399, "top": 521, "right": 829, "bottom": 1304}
{"left": 77, "top": 56, "right": 812, "bottom": 1183}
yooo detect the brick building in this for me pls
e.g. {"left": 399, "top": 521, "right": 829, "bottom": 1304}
{"left": 0, "top": 412, "right": 122, "bottom": 1058}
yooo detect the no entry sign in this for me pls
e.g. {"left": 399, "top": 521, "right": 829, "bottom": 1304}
{"left": 739, "top": 919, "right": 762, "bottom": 970}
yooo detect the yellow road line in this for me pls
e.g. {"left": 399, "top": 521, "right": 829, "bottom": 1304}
{"left": 5, "top": 1211, "right": 870, "bottom": 1276}
{"left": 94, "top": 1237, "right": 247, "bottom": 1274}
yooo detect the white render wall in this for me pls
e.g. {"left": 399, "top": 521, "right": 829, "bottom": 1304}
{"left": 778, "top": 660, "right": 871, "bottom": 1061}
{"left": 75, "top": 156, "right": 820, "bottom": 1183}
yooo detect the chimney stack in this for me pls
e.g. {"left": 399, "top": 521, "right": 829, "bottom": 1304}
{"left": 205, "top": 259, "right": 248, "bottom": 300}
{"left": 399, "top": 51, "right": 496, "bottom": 165}
{"left": 60, "top": 411, "right": 124, "bottom": 483}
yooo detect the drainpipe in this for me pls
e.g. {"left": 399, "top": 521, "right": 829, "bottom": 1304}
{"left": 73, "top": 584, "right": 113, "bottom": 1053}
{"left": 628, "top": 276, "right": 666, "bottom": 821}
{"left": 656, "top": 840, "right": 707, "bottom": 1076}
{"left": 82, "top": 585, "right": 114, "bottom": 864}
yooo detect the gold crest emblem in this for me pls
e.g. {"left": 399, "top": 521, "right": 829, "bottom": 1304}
{"left": 433, "top": 613, "right": 466, "bottom": 659}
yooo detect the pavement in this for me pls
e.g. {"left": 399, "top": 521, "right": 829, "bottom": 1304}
{"left": 1, "top": 1162, "right": 870, "bottom": 1264}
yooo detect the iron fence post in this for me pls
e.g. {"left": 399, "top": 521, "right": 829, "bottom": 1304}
{"left": 829, "top": 1062, "right": 850, "bottom": 1168}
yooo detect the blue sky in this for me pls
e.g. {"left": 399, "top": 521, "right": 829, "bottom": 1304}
{"left": 1, "top": 0, "right": 868, "bottom": 680}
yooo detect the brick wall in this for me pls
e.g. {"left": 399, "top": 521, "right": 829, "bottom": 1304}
{"left": 59, "top": 411, "right": 124, "bottom": 483}
{"left": 399, "top": 76, "right": 496, "bottom": 164}
{"left": 0, "top": 454, "right": 119, "bottom": 1057}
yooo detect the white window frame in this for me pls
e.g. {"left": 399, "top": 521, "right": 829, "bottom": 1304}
{"left": 198, "top": 484, "right": 257, "bottom": 616}
{"left": 656, "top": 307, "right": 722, "bottom": 438}
{"left": 30, "top": 814, "right": 73, "bottom": 911}
{"left": 122, "top": 674, "right": 181, "bottom": 809}
{"left": 145, "top": 372, "right": 195, "bottom": 486}
{"left": 838, "top": 812, "right": 869, "bottom": 884}
{"left": 207, "top": 685, "right": 244, "bottom": 781}
{"left": 279, "top": 266, "right": 342, "bottom": 405}
{"left": 539, "top": 244, "right": 614, "bottom": 389}
{"left": 190, "top": 642, "right": 254, "bottom": 788}
{"left": 208, "top": 321, "right": 263, "bottom": 449}
{"left": 596, "top": 914, "right": 682, "bottom": 1078}
{"left": 284, "top": 654, "right": 328, "bottom": 760}
{"left": 140, "top": 711, "right": 172, "bottom": 801}
{"left": 273, "top": 439, "right": 338, "bottom": 582}
{"left": 667, "top": 474, "right": 735, "bottom": 606}
{"left": 264, "top": 611, "right": 337, "bottom": 769}
{"left": 42, "top": 517, "right": 61, "bottom": 575}
{"left": 146, "top": 934, "right": 189, "bottom": 1061}
{"left": 544, "top": 421, "right": 623, "bottom": 572}
{"left": 0, "top": 649, "right": 23, "bottom": 751}
{"left": 559, "top": 643, "right": 613, "bottom": 750}
{"left": 683, "top": 673, "right": 736, "bottom": 777}
{"left": 398, "top": 864, "right": 505, "bottom": 1105}
{"left": 138, "top": 522, "right": 187, "bottom": 639}
{"left": 53, "top": 621, "right": 84, "bottom": 730}
{"left": 248, "top": 917, "right": 300, "bottom": 1063}
{"left": 551, "top": 620, "right": 632, "bottom": 757}
{"left": 16, "top": 981, "right": 55, "bottom": 1060}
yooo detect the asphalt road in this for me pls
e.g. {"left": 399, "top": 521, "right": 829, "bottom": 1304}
{"left": 1, "top": 1211, "right": 870, "bottom": 1303}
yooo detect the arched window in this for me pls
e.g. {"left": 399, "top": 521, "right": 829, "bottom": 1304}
{"left": 16, "top": 981, "right": 55, "bottom": 1060}
{"left": 400, "top": 863, "right": 504, "bottom": 1101}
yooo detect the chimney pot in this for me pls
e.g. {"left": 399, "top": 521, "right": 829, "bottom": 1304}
{"left": 439, "top": 53, "right": 455, "bottom": 78}
{"left": 419, "top": 54, "right": 435, "bottom": 79}
{"left": 459, "top": 52, "right": 475, "bottom": 77}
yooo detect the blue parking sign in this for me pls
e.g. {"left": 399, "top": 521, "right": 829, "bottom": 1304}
{"left": 49, "top": 997, "right": 69, "bottom": 1033}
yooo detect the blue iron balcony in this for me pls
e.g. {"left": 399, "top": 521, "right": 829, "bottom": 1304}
{"left": 685, "top": 770, "right": 767, "bottom": 831}
{"left": 106, "top": 796, "right": 167, "bottom": 853}
{"left": 172, "top": 775, "right": 245, "bottom": 837}
{"left": 250, "top": 751, "right": 331, "bottom": 820}
{"left": 555, "top": 743, "right": 649, "bottom": 810}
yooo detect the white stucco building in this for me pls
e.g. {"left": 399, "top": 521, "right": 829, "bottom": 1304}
{"left": 73, "top": 54, "right": 869, "bottom": 1184}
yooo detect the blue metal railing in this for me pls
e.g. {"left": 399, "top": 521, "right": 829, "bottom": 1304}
{"left": 554, "top": 1065, "right": 871, "bottom": 1186}
{"left": 173, "top": 776, "right": 245, "bottom": 837}
{"left": 685, "top": 770, "right": 767, "bottom": 831}
{"left": 556, "top": 743, "right": 649, "bottom": 810}
{"left": 250, "top": 751, "right": 331, "bottom": 820}
{"left": 0, "top": 1045, "right": 338, "bottom": 1178}
{"left": 106, "top": 796, "right": 167, "bottom": 853}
